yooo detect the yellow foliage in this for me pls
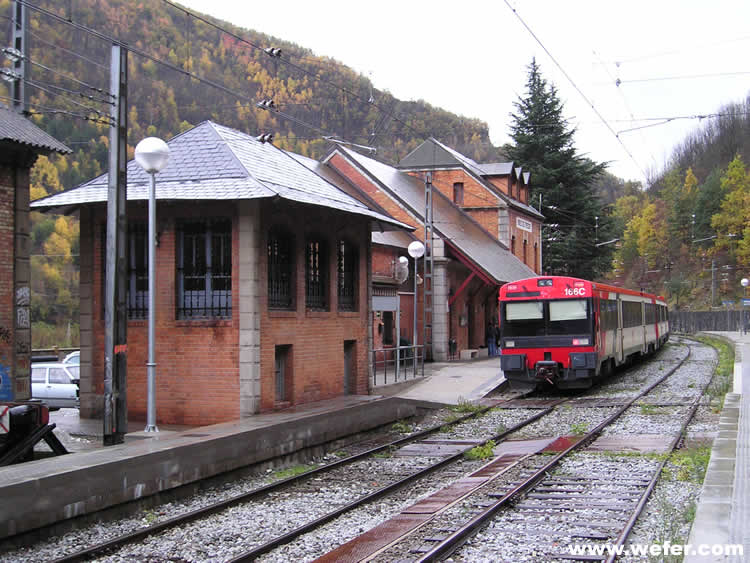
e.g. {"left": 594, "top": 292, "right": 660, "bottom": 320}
{"left": 30, "top": 185, "right": 48, "bottom": 201}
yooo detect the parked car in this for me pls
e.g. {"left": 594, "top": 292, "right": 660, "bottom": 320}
{"left": 62, "top": 350, "right": 80, "bottom": 365}
{"left": 31, "top": 363, "right": 79, "bottom": 410}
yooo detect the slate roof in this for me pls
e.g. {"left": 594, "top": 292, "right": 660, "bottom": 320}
{"left": 0, "top": 104, "right": 70, "bottom": 154}
{"left": 329, "top": 147, "right": 536, "bottom": 284}
{"left": 30, "top": 121, "right": 411, "bottom": 232}
{"left": 480, "top": 162, "right": 515, "bottom": 176}
{"left": 398, "top": 138, "right": 543, "bottom": 220}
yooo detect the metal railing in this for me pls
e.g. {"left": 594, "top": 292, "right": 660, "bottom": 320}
{"left": 670, "top": 310, "right": 750, "bottom": 333}
{"left": 31, "top": 347, "right": 78, "bottom": 362}
{"left": 371, "top": 344, "right": 424, "bottom": 387}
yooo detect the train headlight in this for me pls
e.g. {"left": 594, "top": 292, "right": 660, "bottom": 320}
{"left": 572, "top": 338, "right": 590, "bottom": 346}
{"left": 505, "top": 341, "right": 515, "bottom": 348}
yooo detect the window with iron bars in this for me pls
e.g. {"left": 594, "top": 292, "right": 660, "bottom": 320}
{"left": 176, "top": 218, "right": 232, "bottom": 319}
{"left": 268, "top": 229, "right": 294, "bottom": 309}
{"left": 306, "top": 237, "right": 328, "bottom": 310}
{"left": 337, "top": 239, "right": 358, "bottom": 311}
{"left": 127, "top": 222, "right": 148, "bottom": 319}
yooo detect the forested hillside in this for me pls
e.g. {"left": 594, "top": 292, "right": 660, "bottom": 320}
{"left": 607, "top": 96, "right": 750, "bottom": 309}
{"left": 0, "top": 0, "right": 498, "bottom": 347}
{"left": 3, "top": 0, "right": 749, "bottom": 348}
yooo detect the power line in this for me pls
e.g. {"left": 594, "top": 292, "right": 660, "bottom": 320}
{"left": 18, "top": 1, "right": 332, "bottom": 138}
{"left": 25, "top": 79, "right": 112, "bottom": 119}
{"left": 27, "top": 58, "right": 113, "bottom": 99}
{"left": 158, "top": 0, "right": 430, "bottom": 142}
{"left": 618, "top": 70, "right": 750, "bottom": 84}
{"left": 502, "top": 0, "right": 649, "bottom": 183}
{"left": 0, "top": 93, "right": 113, "bottom": 125}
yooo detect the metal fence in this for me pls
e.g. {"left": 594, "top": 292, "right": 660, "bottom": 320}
{"left": 669, "top": 310, "right": 750, "bottom": 333}
{"left": 371, "top": 344, "right": 424, "bottom": 386}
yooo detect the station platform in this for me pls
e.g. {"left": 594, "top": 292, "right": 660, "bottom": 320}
{"left": 0, "top": 356, "right": 505, "bottom": 540}
{"left": 687, "top": 331, "right": 750, "bottom": 562}
{"left": 390, "top": 355, "right": 505, "bottom": 405}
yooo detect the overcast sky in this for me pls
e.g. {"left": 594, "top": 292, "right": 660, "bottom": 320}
{"left": 180, "top": 0, "right": 750, "bottom": 186}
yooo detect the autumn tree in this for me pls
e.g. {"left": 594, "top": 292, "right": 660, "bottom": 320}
{"left": 505, "top": 59, "right": 610, "bottom": 279}
{"left": 711, "top": 155, "right": 750, "bottom": 270}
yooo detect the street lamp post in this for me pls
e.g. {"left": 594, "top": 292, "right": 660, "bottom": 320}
{"left": 407, "top": 241, "right": 425, "bottom": 374}
{"left": 134, "top": 137, "right": 170, "bottom": 432}
{"left": 742, "top": 278, "right": 749, "bottom": 334}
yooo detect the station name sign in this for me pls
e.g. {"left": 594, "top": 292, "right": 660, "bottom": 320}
{"left": 516, "top": 217, "right": 533, "bottom": 233}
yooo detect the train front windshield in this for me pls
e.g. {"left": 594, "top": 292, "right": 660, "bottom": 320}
{"left": 501, "top": 298, "right": 593, "bottom": 337}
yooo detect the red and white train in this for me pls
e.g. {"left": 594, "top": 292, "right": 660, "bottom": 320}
{"left": 498, "top": 276, "right": 669, "bottom": 390}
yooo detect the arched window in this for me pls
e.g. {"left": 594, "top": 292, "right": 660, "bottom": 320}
{"left": 268, "top": 228, "right": 294, "bottom": 310}
{"left": 337, "top": 239, "right": 358, "bottom": 311}
{"left": 306, "top": 236, "right": 329, "bottom": 310}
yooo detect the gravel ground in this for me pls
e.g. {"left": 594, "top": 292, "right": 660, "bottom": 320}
{"left": 454, "top": 453, "right": 662, "bottom": 562}
{"left": 1, "top": 338, "right": 723, "bottom": 563}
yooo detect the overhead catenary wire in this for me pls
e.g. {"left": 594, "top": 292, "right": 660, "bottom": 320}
{"left": 17, "top": 0, "right": 340, "bottom": 141}
{"left": 25, "top": 78, "right": 111, "bottom": 117}
{"left": 0, "top": 94, "right": 114, "bottom": 125}
{"left": 502, "top": 0, "right": 649, "bottom": 183}
{"left": 158, "top": 0, "right": 432, "bottom": 143}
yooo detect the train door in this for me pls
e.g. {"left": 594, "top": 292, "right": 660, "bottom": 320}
{"left": 616, "top": 296, "right": 624, "bottom": 365}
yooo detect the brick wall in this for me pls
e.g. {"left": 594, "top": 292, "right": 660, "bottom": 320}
{"left": 0, "top": 154, "right": 33, "bottom": 402}
{"left": 0, "top": 163, "right": 14, "bottom": 399}
{"left": 328, "top": 154, "right": 421, "bottom": 237}
{"left": 508, "top": 209, "right": 542, "bottom": 273}
{"left": 85, "top": 202, "right": 239, "bottom": 425}
{"left": 80, "top": 198, "right": 372, "bottom": 424}
{"left": 258, "top": 200, "right": 370, "bottom": 410}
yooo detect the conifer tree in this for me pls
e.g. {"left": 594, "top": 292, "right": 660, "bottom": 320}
{"left": 506, "top": 59, "right": 610, "bottom": 279}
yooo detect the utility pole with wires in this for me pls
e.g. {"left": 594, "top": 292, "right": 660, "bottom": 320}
{"left": 10, "top": 0, "right": 28, "bottom": 114}
{"left": 103, "top": 44, "right": 129, "bottom": 446}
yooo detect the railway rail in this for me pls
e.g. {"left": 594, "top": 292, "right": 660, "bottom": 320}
{"left": 320, "top": 340, "right": 707, "bottom": 562}
{"left": 1, "top": 338, "right": 713, "bottom": 562}
{"left": 35, "top": 391, "right": 529, "bottom": 562}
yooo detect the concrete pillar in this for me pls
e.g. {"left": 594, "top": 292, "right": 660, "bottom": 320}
{"left": 238, "top": 201, "right": 261, "bottom": 415}
{"left": 0, "top": 160, "right": 33, "bottom": 402}
{"left": 498, "top": 207, "right": 509, "bottom": 247}
{"left": 78, "top": 206, "right": 95, "bottom": 416}
{"left": 432, "top": 257, "right": 450, "bottom": 361}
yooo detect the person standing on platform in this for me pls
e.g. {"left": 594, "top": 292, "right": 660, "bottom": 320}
{"left": 486, "top": 320, "right": 497, "bottom": 357}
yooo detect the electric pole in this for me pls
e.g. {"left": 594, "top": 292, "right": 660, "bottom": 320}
{"left": 104, "top": 44, "right": 128, "bottom": 445}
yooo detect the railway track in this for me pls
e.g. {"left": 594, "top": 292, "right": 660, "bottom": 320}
{"left": 2, "top": 339, "right": 710, "bottom": 562}
{"left": 317, "top": 340, "right": 707, "bottom": 562}
{"left": 36, "top": 391, "right": 530, "bottom": 562}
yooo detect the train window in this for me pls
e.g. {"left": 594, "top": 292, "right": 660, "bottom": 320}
{"left": 548, "top": 299, "right": 591, "bottom": 335}
{"left": 506, "top": 301, "right": 543, "bottom": 320}
{"left": 502, "top": 301, "right": 545, "bottom": 337}
{"left": 549, "top": 299, "right": 587, "bottom": 321}
{"left": 622, "top": 301, "right": 642, "bottom": 328}
{"left": 600, "top": 299, "right": 618, "bottom": 331}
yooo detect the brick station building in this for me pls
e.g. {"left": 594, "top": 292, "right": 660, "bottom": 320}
{"left": 0, "top": 104, "right": 70, "bottom": 403}
{"left": 312, "top": 143, "right": 539, "bottom": 361}
{"left": 32, "top": 122, "right": 409, "bottom": 425}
